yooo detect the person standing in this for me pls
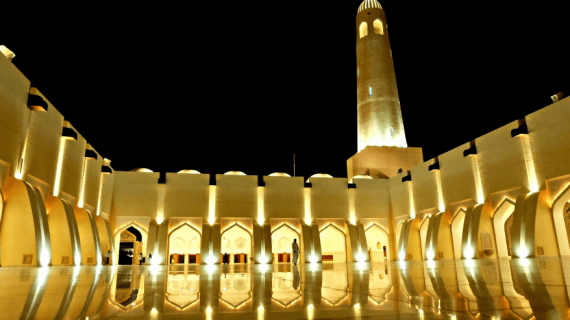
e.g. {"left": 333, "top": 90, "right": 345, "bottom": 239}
{"left": 292, "top": 239, "right": 300, "bottom": 265}
{"left": 148, "top": 253, "right": 152, "bottom": 265}
{"left": 106, "top": 250, "right": 111, "bottom": 265}
{"left": 139, "top": 253, "right": 143, "bottom": 265}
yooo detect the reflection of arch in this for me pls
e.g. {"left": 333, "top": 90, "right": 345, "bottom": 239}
{"left": 168, "top": 223, "right": 202, "bottom": 264}
{"left": 220, "top": 272, "right": 252, "bottom": 309}
{"left": 551, "top": 184, "right": 570, "bottom": 256}
{"left": 493, "top": 198, "right": 516, "bottom": 258}
{"left": 365, "top": 223, "right": 389, "bottom": 262}
{"left": 359, "top": 22, "right": 368, "bottom": 38}
{"left": 319, "top": 223, "right": 347, "bottom": 263}
{"left": 420, "top": 217, "right": 431, "bottom": 260}
{"left": 166, "top": 272, "right": 200, "bottom": 310}
{"left": 451, "top": 208, "right": 467, "bottom": 259}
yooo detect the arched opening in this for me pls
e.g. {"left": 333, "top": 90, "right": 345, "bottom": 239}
{"left": 359, "top": 22, "right": 368, "bottom": 39}
{"left": 114, "top": 223, "right": 148, "bottom": 266}
{"left": 451, "top": 208, "right": 466, "bottom": 259}
{"left": 221, "top": 224, "right": 252, "bottom": 264}
{"left": 322, "top": 264, "right": 349, "bottom": 306}
{"left": 420, "top": 217, "right": 431, "bottom": 260}
{"left": 493, "top": 199, "right": 516, "bottom": 258}
{"left": 271, "top": 224, "right": 300, "bottom": 263}
{"left": 365, "top": 224, "right": 389, "bottom": 262}
{"left": 373, "top": 19, "right": 384, "bottom": 35}
{"left": 168, "top": 223, "right": 201, "bottom": 265}
{"left": 319, "top": 224, "right": 346, "bottom": 263}
{"left": 119, "top": 227, "right": 141, "bottom": 265}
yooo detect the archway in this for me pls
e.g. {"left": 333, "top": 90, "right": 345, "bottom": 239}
{"left": 319, "top": 224, "right": 346, "bottom": 263}
{"left": 221, "top": 224, "right": 252, "bottom": 264}
{"left": 365, "top": 224, "right": 389, "bottom": 262}
{"left": 168, "top": 223, "right": 201, "bottom": 265}
{"left": 420, "top": 217, "right": 431, "bottom": 260}
{"left": 114, "top": 223, "right": 148, "bottom": 266}
{"left": 493, "top": 199, "right": 516, "bottom": 258}
{"left": 451, "top": 208, "right": 467, "bottom": 259}
{"left": 119, "top": 228, "right": 141, "bottom": 265}
{"left": 271, "top": 224, "right": 300, "bottom": 263}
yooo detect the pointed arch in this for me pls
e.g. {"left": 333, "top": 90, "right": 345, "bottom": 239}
{"left": 359, "top": 22, "right": 368, "bottom": 39}
{"left": 492, "top": 198, "right": 516, "bottom": 258}
{"left": 221, "top": 223, "right": 252, "bottom": 264}
{"left": 365, "top": 223, "right": 389, "bottom": 262}
{"left": 114, "top": 221, "right": 148, "bottom": 265}
{"left": 319, "top": 223, "right": 347, "bottom": 262}
{"left": 168, "top": 223, "right": 202, "bottom": 264}
{"left": 373, "top": 19, "right": 384, "bottom": 35}
{"left": 271, "top": 223, "right": 301, "bottom": 263}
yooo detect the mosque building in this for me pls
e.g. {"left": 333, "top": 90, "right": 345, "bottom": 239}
{"left": 1, "top": 0, "right": 570, "bottom": 269}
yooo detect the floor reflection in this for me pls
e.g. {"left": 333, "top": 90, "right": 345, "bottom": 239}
{"left": 3, "top": 258, "right": 570, "bottom": 319}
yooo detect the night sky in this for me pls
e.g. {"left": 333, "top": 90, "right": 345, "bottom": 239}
{"left": 3, "top": 1, "right": 569, "bottom": 179}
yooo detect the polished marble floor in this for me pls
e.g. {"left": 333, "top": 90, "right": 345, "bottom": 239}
{"left": 1, "top": 258, "right": 570, "bottom": 319}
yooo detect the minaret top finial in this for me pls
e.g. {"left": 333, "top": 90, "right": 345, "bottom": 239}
{"left": 357, "top": 0, "right": 382, "bottom": 14}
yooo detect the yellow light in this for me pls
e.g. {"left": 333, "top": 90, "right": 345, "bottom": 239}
{"left": 53, "top": 137, "right": 68, "bottom": 196}
{"left": 426, "top": 249, "right": 435, "bottom": 261}
{"left": 398, "top": 251, "right": 406, "bottom": 261}
{"left": 517, "top": 247, "right": 529, "bottom": 259}
{"left": 304, "top": 188, "right": 311, "bottom": 225}
{"left": 209, "top": 186, "right": 216, "bottom": 225}
{"left": 520, "top": 135, "right": 539, "bottom": 192}
{"left": 257, "top": 186, "right": 264, "bottom": 225}
{"left": 408, "top": 182, "right": 415, "bottom": 219}
{"left": 434, "top": 170, "right": 445, "bottom": 212}
{"left": 470, "top": 156, "right": 485, "bottom": 204}
{"left": 156, "top": 184, "right": 165, "bottom": 225}
{"left": 464, "top": 247, "right": 475, "bottom": 260}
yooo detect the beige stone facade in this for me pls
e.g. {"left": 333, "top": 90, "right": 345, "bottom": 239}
{"left": 1, "top": 0, "right": 570, "bottom": 267}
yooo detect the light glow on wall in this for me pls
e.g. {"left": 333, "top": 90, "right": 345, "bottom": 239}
{"left": 470, "top": 156, "right": 485, "bottom": 204}
{"left": 96, "top": 173, "right": 104, "bottom": 216}
{"left": 520, "top": 135, "right": 539, "bottom": 193}
{"left": 209, "top": 186, "right": 216, "bottom": 225}
{"left": 304, "top": 188, "right": 311, "bottom": 225}
{"left": 53, "top": 137, "right": 67, "bottom": 196}
{"left": 156, "top": 184, "right": 165, "bottom": 225}
{"left": 426, "top": 249, "right": 435, "bottom": 261}
{"left": 349, "top": 188, "right": 356, "bottom": 225}
{"left": 407, "top": 182, "right": 416, "bottom": 219}
{"left": 434, "top": 170, "right": 445, "bottom": 212}
{"left": 257, "top": 187, "right": 264, "bottom": 225}
{"left": 464, "top": 246, "right": 475, "bottom": 260}
{"left": 77, "top": 158, "right": 88, "bottom": 208}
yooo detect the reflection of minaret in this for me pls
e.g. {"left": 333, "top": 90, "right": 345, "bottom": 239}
{"left": 348, "top": 0, "right": 423, "bottom": 180}
{"left": 356, "top": 0, "right": 406, "bottom": 151}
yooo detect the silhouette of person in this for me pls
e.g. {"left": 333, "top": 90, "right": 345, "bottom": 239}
{"left": 292, "top": 239, "right": 300, "bottom": 265}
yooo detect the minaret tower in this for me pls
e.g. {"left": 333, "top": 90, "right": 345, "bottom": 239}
{"left": 356, "top": 0, "right": 406, "bottom": 151}
{"left": 347, "top": 1, "right": 423, "bottom": 180}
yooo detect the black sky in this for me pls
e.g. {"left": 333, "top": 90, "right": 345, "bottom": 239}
{"left": 3, "top": 1, "right": 569, "bottom": 179}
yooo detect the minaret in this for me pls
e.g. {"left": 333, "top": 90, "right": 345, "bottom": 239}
{"left": 347, "top": 1, "right": 423, "bottom": 180}
{"left": 356, "top": 0, "right": 406, "bottom": 151}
